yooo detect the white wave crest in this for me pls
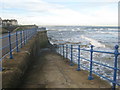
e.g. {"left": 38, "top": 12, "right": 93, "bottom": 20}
{"left": 81, "top": 35, "right": 106, "bottom": 48}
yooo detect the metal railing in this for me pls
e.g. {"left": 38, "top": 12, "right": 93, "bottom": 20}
{"left": 56, "top": 44, "right": 120, "bottom": 90}
{"left": 0, "top": 28, "right": 37, "bottom": 61}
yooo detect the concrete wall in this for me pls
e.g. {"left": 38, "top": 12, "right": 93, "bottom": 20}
{"left": 2, "top": 31, "right": 49, "bottom": 88}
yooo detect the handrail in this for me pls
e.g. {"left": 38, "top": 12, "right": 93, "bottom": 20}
{"left": 57, "top": 45, "right": 115, "bottom": 54}
{"left": 56, "top": 44, "right": 120, "bottom": 90}
{"left": 0, "top": 28, "right": 38, "bottom": 60}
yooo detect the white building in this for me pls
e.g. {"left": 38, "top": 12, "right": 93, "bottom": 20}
{"left": 2, "top": 19, "right": 18, "bottom": 27}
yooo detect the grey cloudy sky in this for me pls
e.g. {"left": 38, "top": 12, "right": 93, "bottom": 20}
{"left": 1, "top": 0, "right": 119, "bottom": 26}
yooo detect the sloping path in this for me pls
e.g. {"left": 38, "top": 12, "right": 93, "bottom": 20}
{"left": 20, "top": 48, "right": 111, "bottom": 88}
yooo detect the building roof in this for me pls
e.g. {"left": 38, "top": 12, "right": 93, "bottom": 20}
{"left": 2, "top": 19, "right": 17, "bottom": 22}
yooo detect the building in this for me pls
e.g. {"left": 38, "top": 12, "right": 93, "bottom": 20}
{"left": 2, "top": 19, "right": 18, "bottom": 27}
{"left": 0, "top": 17, "right": 2, "bottom": 26}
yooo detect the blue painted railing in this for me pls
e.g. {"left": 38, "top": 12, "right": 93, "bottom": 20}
{"left": 0, "top": 28, "right": 37, "bottom": 61}
{"left": 56, "top": 44, "right": 120, "bottom": 90}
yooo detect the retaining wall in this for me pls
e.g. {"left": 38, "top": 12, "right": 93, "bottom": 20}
{"left": 2, "top": 31, "right": 49, "bottom": 88}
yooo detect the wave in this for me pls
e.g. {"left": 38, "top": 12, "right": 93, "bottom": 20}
{"left": 81, "top": 35, "right": 106, "bottom": 48}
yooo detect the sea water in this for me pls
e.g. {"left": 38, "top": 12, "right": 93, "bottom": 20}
{"left": 46, "top": 26, "right": 120, "bottom": 85}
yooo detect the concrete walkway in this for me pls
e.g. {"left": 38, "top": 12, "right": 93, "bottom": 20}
{"left": 20, "top": 48, "right": 111, "bottom": 88}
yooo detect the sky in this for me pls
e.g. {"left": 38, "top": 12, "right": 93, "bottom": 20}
{"left": 0, "top": 0, "right": 119, "bottom": 26}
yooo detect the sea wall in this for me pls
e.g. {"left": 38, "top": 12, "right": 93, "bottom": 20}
{"left": 2, "top": 31, "right": 49, "bottom": 88}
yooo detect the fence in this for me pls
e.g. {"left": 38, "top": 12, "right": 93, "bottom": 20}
{"left": 0, "top": 28, "right": 37, "bottom": 61}
{"left": 56, "top": 44, "right": 120, "bottom": 90}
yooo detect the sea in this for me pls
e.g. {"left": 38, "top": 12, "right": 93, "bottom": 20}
{"left": 45, "top": 26, "right": 120, "bottom": 85}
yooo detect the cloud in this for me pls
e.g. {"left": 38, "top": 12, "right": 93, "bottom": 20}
{"left": 43, "top": 0, "right": 119, "bottom": 3}
{"left": 1, "top": 0, "right": 118, "bottom": 25}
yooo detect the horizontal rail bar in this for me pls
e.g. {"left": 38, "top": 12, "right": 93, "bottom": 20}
{"left": 1, "top": 44, "right": 9, "bottom": 49}
{"left": 92, "top": 60, "right": 120, "bottom": 71}
{"left": 80, "top": 56, "right": 120, "bottom": 71}
{"left": 80, "top": 56, "right": 91, "bottom": 62}
{"left": 1, "top": 28, "right": 37, "bottom": 60}
{"left": 56, "top": 44, "right": 120, "bottom": 89}
{"left": 1, "top": 35, "right": 9, "bottom": 39}
{"left": 92, "top": 50, "right": 114, "bottom": 54}
{"left": 92, "top": 71, "right": 113, "bottom": 83}
{"left": 57, "top": 45, "right": 117, "bottom": 54}
{"left": 80, "top": 64, "right": 90, "bottom": 71}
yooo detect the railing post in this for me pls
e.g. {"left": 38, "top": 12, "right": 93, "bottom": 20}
{"left": 32, "top": 31, "right": 35, "bottom": 37}
{"left": 16, "top": 31, "right": 19, "bottom": 52}
{"left": 58, "top": 45, "right": 59, "bottom": 54}
{"left": 30, "top": 29, "right": 31, "bottom": 37}
{"left": 63, "top": 45, "right": 64, "bottom": 57}
{"left": 57, "top": 45, "right": 59, "bottom": 53}
{"left": 23, "top": 30, "right": 25, "bottom": 45}
{"left": 88, "top": 45, "right": 94, "bottom": 80}
{"left": 28, "top": 30, "right": 29, "bottom": 40}
{"left": 30, "top": 30, "right": 31, "bottom": 38}
{"left": 66, "top": 45, "right": 68, "bottom": 59}
{"left": 112, "top": 45, "right": 119, "bottom": 90}
{"left": 28, "top": 29, "right": 29, "bottom": 40}
{"left": 70, "top": 45, "right": 74, "bottom": 66}
{"left": 20, "top": 30, "right": 22, "bottom": 48}
{"left": 8, "top": 31, "right": 13, "bottom": 59}
{"left": 76, "top": 45, "right": 80, "bottom": 71}
{"left": 29, "top": 29, "right": 30, "bottom": 39}
{"left": 60, "top": 45, "right": 62, "bottom": 55}
{"left": 26, "top": 30, "right": 27, "bottom": 43}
